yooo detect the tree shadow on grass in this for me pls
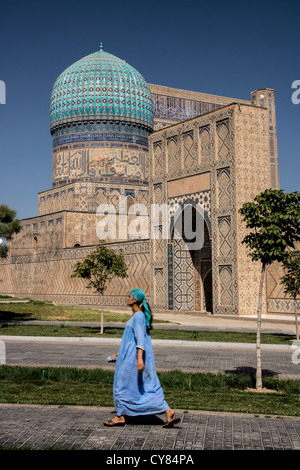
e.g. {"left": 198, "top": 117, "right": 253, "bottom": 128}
{"left": 264, "top": 333, "right": 296, "bottom": 343}
{"left": 0, "top": 310, "right": 35, "bottom": 323}
{"left": 225, "top": 366, "right": 279, "bottom": 385}
{"left": 75, "top": 326, "right": 124, "bottom": 336}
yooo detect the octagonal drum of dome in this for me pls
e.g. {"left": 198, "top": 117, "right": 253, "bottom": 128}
{"left": 49, "top": 47, "right": 153, "bottom": 188}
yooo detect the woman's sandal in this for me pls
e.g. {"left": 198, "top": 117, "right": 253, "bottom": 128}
{"left": 162, "top": 416, "right": 180, "bottom": 428}
{"left": 104, "top": 418, "right": 125, "bottom": 427}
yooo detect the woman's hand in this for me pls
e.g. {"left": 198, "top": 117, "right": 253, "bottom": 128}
{"left": 137, "top": 358, "right": 145, "bottom": 372}
{"left": 137, "top": 348, "right": 145, "bottom": 372}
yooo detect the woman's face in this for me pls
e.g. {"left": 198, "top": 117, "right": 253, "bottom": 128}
{"left": 126, "top": 294, "right": 135, "bottom": 306}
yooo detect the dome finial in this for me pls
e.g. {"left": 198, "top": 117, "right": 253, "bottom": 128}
{"left": 100, "top": 42, "right": 103, "bottom": 52}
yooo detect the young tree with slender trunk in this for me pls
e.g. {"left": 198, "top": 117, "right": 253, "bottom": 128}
{"left": 0, "top": 205, "right": 21, "bottom": 258}
{"left": 239, "top": 189, "right": 300, "bottom": 391}
{"left": 281, "top": 250, "right": 300, "bottom": 341}
{"left": 71, "top": 244, "right": 128, "bottom": 333}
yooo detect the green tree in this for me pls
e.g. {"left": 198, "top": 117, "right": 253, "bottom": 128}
{"left": 0, "top": 205, "right": 21, "bottom": 258}
{"left": 281, "top": 250, "right": 300, "bottom": 341}
{"left": 239, "top": 189, "right": 300, "bottom": 390}
{"left": 71, "top": 244, "right": 128, "bottom": 333}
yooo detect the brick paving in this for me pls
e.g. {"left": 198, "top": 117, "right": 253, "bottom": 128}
{"left": 0, "top": 404, "right": 299, "bottom": 451}
{"left": 0, "top": 326, "right": 299, "bottom": 451}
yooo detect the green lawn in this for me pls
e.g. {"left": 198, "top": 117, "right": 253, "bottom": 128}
{"left": 0, "top": 365, "right": 299, "bottom": 417}
{"left": 0, "top": 298, "right": 132, "bottom": 323}
{"left": 0, "top": 297, "right": 296, "bottom": 344}
{"left": 0, "top": 322, "right": 296, "bottom": 345}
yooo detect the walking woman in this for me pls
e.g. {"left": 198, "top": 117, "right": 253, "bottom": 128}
{"left": 104, "top": 288, "right": 178, "bottom": 427}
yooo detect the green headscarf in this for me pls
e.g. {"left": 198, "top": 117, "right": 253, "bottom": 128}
{"left": 130, "top": 288, "right": 151, "bottom": 330}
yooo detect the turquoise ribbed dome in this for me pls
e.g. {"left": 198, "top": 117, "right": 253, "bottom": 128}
{"left": 50, "top": 47, "right": 153, "bottom": 131}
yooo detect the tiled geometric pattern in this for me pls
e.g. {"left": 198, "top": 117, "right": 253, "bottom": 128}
{"left": 0, "top": 242, "right": 150, "bottom": 306}
{"left": 153, "top": 183, "right": 164, "bottom": 205}
{"left": 267, "top": 259, "right": 300, "bottom": 313}
{"left": 168, "top": 191, "right": 211, "bottom": 220}
{"left": 153, "top": 142, "right": 163, "bottom": 177}
{"left": 251, "top": 89, "right": 279, "bottom": 189}
{"left": 154, "top": 267, "right": 164, "bottom": 306}
{"left": 182, "top": 131, "right": 197, "bottom": 169}
{"left": 219, "top": 265, "right": 233, "bottom": 306}
{"left": 218, "top": 216, "right": 232, "bottom": 257}
{"left": 166, "top": 207, "right": 213, "bottom": 312}
{"left": 217, "top": 119, "right": 230, "bottom": 161}
{"left": 149, "top": 103, "right": 277, "bottom": 315}
{"left": 38, "top": 182, "right": 149, "bottom": 217}
{"left": 192, "top": 250, "right": 201, "bottom": 311}
{"left": 199, "top": 125, "right": 211, "bottom": 166}
{"left": 173, "top": 239, "right": 194, "bottom": 310}
{"left": 232, "top": 107, "right": 272, "bottom": 315}
{"left": 52, "top": 128, "right": 149, "bottom": 149}
{"left": 39, "top": 187, "right": 74, "bottom": 215}
{"left": 217, "top": 168, "right": 231, "bottom": 210}
{"left": 152, "top": 92, "right": 222, "bottom": 122}
{"left": 167, "top": 136, "right": 180, "bottom": 173}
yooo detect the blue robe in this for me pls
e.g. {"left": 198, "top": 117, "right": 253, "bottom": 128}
{"left": 113, "top": 310, "right": 169, "bottom": 416}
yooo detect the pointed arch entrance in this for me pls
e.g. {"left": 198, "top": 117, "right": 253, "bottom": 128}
{"left": 168, "top": 203, "right": 213, "bottom": 313}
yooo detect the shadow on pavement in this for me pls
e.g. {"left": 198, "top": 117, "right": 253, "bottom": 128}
{"left": 106, "top": 410, "right": 169, "bottom": 426}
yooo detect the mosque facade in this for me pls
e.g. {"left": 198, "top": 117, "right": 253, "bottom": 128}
{"left": 0, "top": 46, "right": 295, "bottom": 316}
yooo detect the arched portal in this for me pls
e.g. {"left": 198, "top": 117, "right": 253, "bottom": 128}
{"left": 168, "top": 203, "right": 212, "bottom": 312}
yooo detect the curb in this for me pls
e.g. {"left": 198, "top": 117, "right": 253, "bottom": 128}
{"left": 0, "top": 335, "right": 294, "bottom": 351}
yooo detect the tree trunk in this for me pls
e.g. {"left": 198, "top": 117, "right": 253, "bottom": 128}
{"left": 294, "top": 297, "right": 299, "bottom": 341}
{"left": 256, "top": 265, "right": 265, "bottom": 391}
{"left": 100, "top": 295, "right": 104, "bottom": 334}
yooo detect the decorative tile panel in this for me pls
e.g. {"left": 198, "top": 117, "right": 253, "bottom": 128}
{"left": 218, "top": 216, "right": 232, "bottom": 257}
{"left": 217, "top": 119, "right": 230, "bottom": 161}
{"left": 217, "top": 168, "right": 231, "bottom": 210}
{"left": 199, "top": 125, "right": 211, "bottom": 165}
{"left": 153, "top": 142, "right": 164, "bottom": 177}
{"left": 182, "top": 130, "right": 197, "bottom": 169}
{"left": 219, "top": 265, "right": 233, "bottom": 306}
{"left": 167, "top": 136, "right": 180, "bottom": 173}
{"left": 173, "top": 239, "right": 194, "bottom": 310}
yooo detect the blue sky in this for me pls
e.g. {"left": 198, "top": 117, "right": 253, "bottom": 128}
{"left": 0, "top": 0, "right": 299, "bottom": 220}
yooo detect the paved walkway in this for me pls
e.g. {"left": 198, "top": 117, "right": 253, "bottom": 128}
{"left": 0, "top": 313, "right": 299, "bottom": 451}
{"left": 79, "top": 305, "right": 299, "bottom": 334}
{"left": 0, "top": 404, "right": 299, "bottom": 451}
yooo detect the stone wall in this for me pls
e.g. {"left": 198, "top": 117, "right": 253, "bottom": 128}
{"left": 0, "top": 241, "right": 150, "bottom": 306}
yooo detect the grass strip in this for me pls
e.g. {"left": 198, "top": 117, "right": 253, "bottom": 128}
{"left": 0, "top": 299, "right": 132, "bottom": 323}
{"left": 0, "top": 297, "right": 296, "bottom": 344}
{"left": 0, "top": 365, "right": 299, "bottom": 417}
{"left": 0, "top": 322, "right": 296, "bottom": 344}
